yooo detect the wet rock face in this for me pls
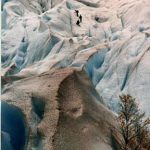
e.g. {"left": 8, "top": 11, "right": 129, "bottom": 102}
{"left": 1, "top": 0, "right": 150, "bottom": 149}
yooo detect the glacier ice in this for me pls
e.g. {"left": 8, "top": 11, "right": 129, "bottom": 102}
{"left": 1, "top": 0, "right": 150, "bottom": 149}
{"left": 1, "top": 102, "right": 26, "bottom": 150}
{"left": 1, "top": 0, "right": 150, "bottom": 116}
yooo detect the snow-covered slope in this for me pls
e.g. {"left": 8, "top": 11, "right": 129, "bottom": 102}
{"left": 1, "top": 0, "right": 150, "bottom": 149}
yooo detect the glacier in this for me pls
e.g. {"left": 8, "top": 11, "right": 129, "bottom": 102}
{"left": 1, "top": 0, "right": 150, "bottom": 149}
{"left": 2, "top": 0, "right": 150, "bottom": 115}
{"left": 1, "top": 102, "right": 26, "bottom": 150}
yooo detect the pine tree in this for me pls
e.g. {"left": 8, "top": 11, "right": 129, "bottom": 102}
{"left": 118, "top": 94, "right": 150, "bottom": 150}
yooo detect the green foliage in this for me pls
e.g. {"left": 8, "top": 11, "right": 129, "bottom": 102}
{"left": 118, "top": 94, "right": 150, "bottom": 150}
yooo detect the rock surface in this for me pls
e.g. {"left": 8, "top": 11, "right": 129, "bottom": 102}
{"left": 1, "top": 0, "right": 150, "bottom": 149}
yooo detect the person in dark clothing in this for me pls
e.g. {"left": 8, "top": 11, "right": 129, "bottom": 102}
{"left": 75, "top": 10, "right": 79, "bottom": 17}
{"left": 76, "top": 20, "right": 80, "bottom": 26}
{"left": 79, "top": 15, "right": 82, "bottom": 23}
{"left": 22, "top": 37, "right": 25, "bottom": 42}
{"left": 95, "top": 16, "right": 99, "bottom": 22}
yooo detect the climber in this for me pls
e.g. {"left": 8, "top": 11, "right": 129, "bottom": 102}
{"left": 22, "top": 36, "right": 25, "bottom": 42}
{"left": 75, "top": 10, "right": 79, "bottom": 17}
{"left": 95, "top": 16, "right": 99, "bottom": 22}
{"left": 76, "top": 20, "right": 80, "bottom": 26}
{"left": 79, "top": 14, "right": 82, "bottom": 23}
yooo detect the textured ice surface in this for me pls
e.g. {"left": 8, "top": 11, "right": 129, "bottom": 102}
{"left": 86, "top": 34, "right": 150, "bottom": 114}
{"left": 2, "top": 0, "right": 150, "bottom": 117}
